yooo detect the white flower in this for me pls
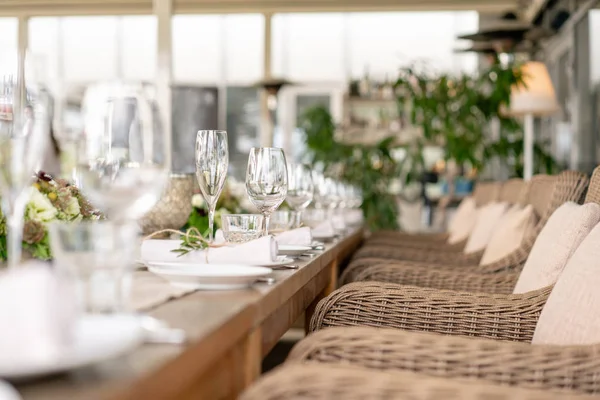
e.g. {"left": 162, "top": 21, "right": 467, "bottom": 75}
{"left": 228, "top": 179, "right": 247, "bottom": 199}
{"left": 191, "top": 194, "right": 205, "bottom": 208}
{"left": 64, "top": 197, "right": 81, "bottom": 217}
{"left": 27, "top": 187, "right": 58, "bottom": 222}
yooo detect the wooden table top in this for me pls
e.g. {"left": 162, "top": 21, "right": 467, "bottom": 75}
{"left": 17, "top": 228, "right": 363, "bottom": 400}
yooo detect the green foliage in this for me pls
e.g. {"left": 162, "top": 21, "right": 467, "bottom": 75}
{"left": 395, "top": 61, "right": 558, "bottom": 179}
{"left": 300, "top": 106, "right": 400, "bottom": 231}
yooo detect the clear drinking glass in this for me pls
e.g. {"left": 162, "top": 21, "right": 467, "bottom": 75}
{"left": 245, "top": 147, "right": 288, "bottom": 236}
{"left": 0, "top": 50, "right": 52, "bottom": 268}
{"left": 286, "top": 163, "right": 314, "bottom": 228}
{"left": 77, "top": 82, "right": 170, "bottom": 222}
{"left": 221, "top": 214, "right": 263, "bottom": 243}
{"left": 269, "top": 210, "right": 294, "bottom": 232}
{"left": 49, "top": 221, "right": 138, "bottom": 314}
{"left": 311, "top": 171, "right": 327, "bottom": 209}
{"left": 195, "top": 130, "right": 229, "bottom": 242}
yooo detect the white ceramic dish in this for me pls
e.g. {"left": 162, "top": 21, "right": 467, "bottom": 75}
{"left": 251, "top": 256, "right": 295, "bottom": 267}
{"left": 277, "top": 245, "right": 313, "bottom": 256}
{"left": 147, "top": 262, "right": 273, "bottom": 290}
{"left": 312, "top": 233, "right": 336, "bottom": 241}
{"left": 0, "top": 314, "right": 145, "bottom": 381}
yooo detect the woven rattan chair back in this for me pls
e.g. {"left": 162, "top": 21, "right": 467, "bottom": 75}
{"left": 584, "top": 166, "right": 600, "bottom": 203}
{"left": 498, "top": 178, "right": 526, "bottom": 204}
{"left": 479, "top": 170, "right": 589, "bottom": 273}
{"left": 472, "top": 182, "right": 502, "bottom": 206}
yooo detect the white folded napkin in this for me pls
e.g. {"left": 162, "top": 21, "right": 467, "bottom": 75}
{"left": 311, "top": 221, "right": 336, "bottom": 238}
{"left": 141, "top": 235, "right": 278, "bottom": 265}
{"left": 332, "top": 215, "right": 346, "bottom": 231}
{"left": 0, "top": 381, "right": 21, "bottom": 400}
{"left": 0, "top": 263, "right": 75, "bottom": 368}
{"left": 344, "top": 209, "right": 364, "bottom": 225}
{"left": 275, "top": 227, "right": 312, "bottom": 246}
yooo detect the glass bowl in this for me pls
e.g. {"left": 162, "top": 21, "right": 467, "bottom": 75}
{"left": 221, "top": 214, "right": 264, "bottom": 243}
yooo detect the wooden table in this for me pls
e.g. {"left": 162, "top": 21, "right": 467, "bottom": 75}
{"left": 18, "top": 228, "right": 363, "bottom": 400}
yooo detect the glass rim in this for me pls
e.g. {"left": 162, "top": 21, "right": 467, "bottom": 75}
{"left": 221, "top": 213, "right": 264, "bottom": 218}
{"left": 249, "top": 146, "right": 284, "bottom": 151}
{"left": 197, "top": 129, "right": 227, "bottom": 135}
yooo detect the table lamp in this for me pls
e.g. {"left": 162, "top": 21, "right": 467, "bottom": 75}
{"left": 505, "top": 61, "right": 559, "bottom": 180}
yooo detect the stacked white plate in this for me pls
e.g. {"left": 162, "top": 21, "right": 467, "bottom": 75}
{"left": 147, "top": 262, "right": 273, "bottom": 290}
{"left": 0, "top": 314, "right": 145, "bottom": 381}
{"left": 278, "top": 245, "right": 312, "bottom": 256}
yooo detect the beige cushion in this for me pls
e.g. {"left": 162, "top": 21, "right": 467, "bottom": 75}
{"left": 463, "top": 202, "right": 508, "bottom": 254}
{"left": 447, "top": 197, "right": 477, "bottom": 244}
{"left": 479, "top": 204, "right": 537, "bottom": 266}
{"left": 532, "top": 216, "right": 600, "bottom": 345}
{"left": 513, "top": 202, "right": 600, "bottom": 294}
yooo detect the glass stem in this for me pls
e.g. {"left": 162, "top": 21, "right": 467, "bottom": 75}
{"left": 4, "top": 194, "right": 27, "bottom": 269}
{"left": 264, "top": 213, "right": 271, "bottom": 236}
{"left": 208, "top": 204, "right": 216, "bottom": 242}
{"left": 295, "top": 210, "right": 302, "bottom": 228}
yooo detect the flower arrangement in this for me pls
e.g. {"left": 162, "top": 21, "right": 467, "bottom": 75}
{"left": 0, "top": 172, "right": 101, "bottom": 261}
{"left": 184, "top": 179, "right": 255, "bottom": 235}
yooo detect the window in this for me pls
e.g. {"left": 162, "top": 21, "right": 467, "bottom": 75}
{"left": 272, "top": 13, "right": 345, "bottom": 82}
{"left": 0, "top": 18, "right": 17, "bottom": 54}
{"left": 62, "top": 17, "right": 119, "bottom": 83}
{"left": 347, "top": 12, "right": 478, "bottom": 78}
{"left": 173, "top": 15, "right": 222, "bottom": 84}
{"left": 226, "top": 86, "right": 260, "bottom": 179}
{"left": 121, "top": 16, "right": 157, "bottom": 81}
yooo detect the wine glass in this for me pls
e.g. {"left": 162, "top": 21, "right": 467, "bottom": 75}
{"left": 286, "top": 163, "right": 313, "bottom": 228}
{"left": 311, "top": 171, "right": 327, "bottom": 209}
{"left": 195, "top": 130, "right": 229, "bottom": 242}
{"left": 0, "top": 51, "right": 52, "bottom": 268}
{"left": 324, "top": 177, "right": 340, "bottom": 218}
{"left": 245, "top": 147, "right": 288, "bottom": 236}
{"left": 78, "top": 82, "right": 170, "bottom": 222}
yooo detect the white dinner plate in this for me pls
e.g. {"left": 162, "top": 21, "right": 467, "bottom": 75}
{"left": 147, "top": 262, "right": 273, "bottom": 290}
{"left": 277, "top": 245, "right": 313, "bottom": 256}
{"left": 250, "top": 256, "right": 295, "bottom": 267}
{"left": 0, "top": 314, "right": 145, "bottom": 381}
{"left": 312, "top": 232, "right": 336, "bottom": 241}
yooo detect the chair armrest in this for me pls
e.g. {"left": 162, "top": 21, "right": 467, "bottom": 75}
{"left": 354, "top": 264, "right": 520, "bottom": 294}
{"left": 288, "top": 327, "right": 600, "bottom": 396}
{"left": 241, "top": 362, "right": 587, "bottom": 400}
{"left": 362, "top": 237, "right": 465, "bottom": 251}
{"left": 341, "top": 258, "right": 480, "bottom": 285}
{"left": 310, "top": 282, "right": 551, "bottom": 342}
{"left": 353, "top": 245, "right": 483, "bottom": 265}
{"left": 369, "top": 230, "right": 449, "bottom": 242}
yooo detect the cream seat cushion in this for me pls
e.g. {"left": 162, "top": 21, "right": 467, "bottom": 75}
{"left": 480, "top": 204, "right": 537, "bottom": 266}
{"left": 447, "top": 197, "right": 477, "bottom": 244}
{"left": 532, "top": 214, "right": 600, "bottom": 345}
{"left": 463, "top": 202, "right": 508, "bottom": 254}
{"left": 513, "top": 202, "right": 600, "bottom": 294}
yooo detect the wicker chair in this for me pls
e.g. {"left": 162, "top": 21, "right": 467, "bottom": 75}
{"left": 341, "top": 170, "right": 589, "bottom": 285}
{"left": 363, "top": 178, "right": 529, "bottom": 252}
{"left": 366, "top": 180, "right": 509, "bottom": 251}
{"left": 241, "top": 363, "right": 596, "bottom": 400}
{"left": 268, "top": 170, "right": 600, "bottom": 396}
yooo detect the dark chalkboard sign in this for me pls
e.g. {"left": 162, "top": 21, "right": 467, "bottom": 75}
{"left": 171, "top": 86, "right": 219, "bottom": 174}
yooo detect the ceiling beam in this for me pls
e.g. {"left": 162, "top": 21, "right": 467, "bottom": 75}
{"left": 522, "top": 0, "right": 548, "bottom": 23}
{"left": 0, "top": 0, "right": 517, "bottom": 17}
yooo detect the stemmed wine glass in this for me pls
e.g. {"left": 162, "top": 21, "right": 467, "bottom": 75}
{"left": 0, "top": 51, "right": 51, "bottom": 268}
{"left": 195, "top": 130, "right": 229, "bottom": 242}
{"left": 78, "top": 82, "right": 170, "bottom": 222}
{"left": 245, "top": 147, "right": 288, "bottom": 236}
{"left": 286, "top": 163, "right": 313, "bottom": 228}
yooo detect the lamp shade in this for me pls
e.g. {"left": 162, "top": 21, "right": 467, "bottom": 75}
{"left": 506, "top": 61, "right": 559, "bottom": 117}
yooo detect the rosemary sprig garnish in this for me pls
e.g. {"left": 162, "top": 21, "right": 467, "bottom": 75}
{"left": 170, "top": 227, "right": 212, "bottom": 257}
